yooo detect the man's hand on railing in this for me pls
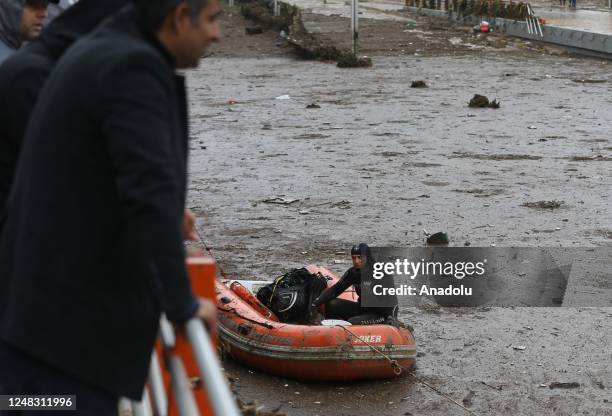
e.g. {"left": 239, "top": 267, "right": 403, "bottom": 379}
{"left": 196, "top": 298, "right": 217, "bottom": 339}
{"left": 182, "top": 208, "right": 198, "bottom": 241}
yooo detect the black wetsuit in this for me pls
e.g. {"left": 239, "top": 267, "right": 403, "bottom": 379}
{"left": 313, "top": 266, "right": 397, "bottom": 324}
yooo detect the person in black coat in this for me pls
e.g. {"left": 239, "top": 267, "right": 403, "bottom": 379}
{"left": 0, "top": 0, "right": 221, "bottom": 412}
{"left": 0, "top": 0, "right": 129, "bottom": 227}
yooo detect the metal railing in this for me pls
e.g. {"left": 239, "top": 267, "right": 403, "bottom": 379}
{"left": 525, "top": 3, "right": 544, "bottom": 36}
{"left": 131, "top": 316, "right": 241, "bottom": 416}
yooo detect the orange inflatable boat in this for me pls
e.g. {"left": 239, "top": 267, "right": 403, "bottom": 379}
{"left": 216, "top": 265, "right": 416, "bottom": 381}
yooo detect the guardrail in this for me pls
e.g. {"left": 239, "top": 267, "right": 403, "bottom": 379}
{"left": 129, "top": 258, "right": 240, "bottom": 416}
{"left": 131, "top": 319, "right": 240, "bottom": 416}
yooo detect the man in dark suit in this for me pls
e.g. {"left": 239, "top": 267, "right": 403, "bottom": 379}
{"left": 0, "top": 0, "right": 130, "bottom": 227}
{"left": 0, "top": 0, "right": 221, "bottom": 413}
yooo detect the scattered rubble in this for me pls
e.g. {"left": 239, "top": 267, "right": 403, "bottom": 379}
{"left": 569, "top": 155, "right": 612, "bottom": 161}
{"left": 462, "top": 390, "right": 475, "bottom": 406}
{"left": 239, "top": 399, "right": 286, "bottom": 416}
{"left": 549, "top": 382, "right": 580, "bottom": 389}
{"left": 246, "top": 26, "right": 264, "bottom": 35}
{"left": 571, "top": 79, "right": 606, "bottom": 83}
{"left": 450, "top": 152, "right": 542, "bottom": 161}
{"left": 521, "top": 200, "right": 564, "bottom": 209}
{"left": 468, "top": 94, "right": 500, "bottom": 108}
{"left": 337, "top": 54, "right": 373, "bottom": 68}
{"left": 427, "top": 232, "right": 449, "bottom": 245}
{"left": 262, "top": 197, "right": 300, "bottom": 205}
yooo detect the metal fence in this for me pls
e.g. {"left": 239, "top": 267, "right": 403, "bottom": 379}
{"left": 405, "top": 0, "right": 532, "bottom": 19}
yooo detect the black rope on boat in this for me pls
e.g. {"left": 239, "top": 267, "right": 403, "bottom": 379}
{"left": 338, "top": 325, "right": 481, "bottom": 416}
{"left": 194, "top": 227, "right": 229, "bottom": 280}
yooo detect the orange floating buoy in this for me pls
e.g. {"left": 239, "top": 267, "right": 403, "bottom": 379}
{"left": 230, "top": 281, "right": 279, "bottom": 322}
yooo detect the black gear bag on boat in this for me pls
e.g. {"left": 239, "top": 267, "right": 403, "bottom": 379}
{"left": 257, "top": 268, "right": 328, "bottom": 323}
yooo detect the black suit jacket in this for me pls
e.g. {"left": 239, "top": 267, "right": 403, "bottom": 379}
{"left": 0, "top": 6, "right": 197, "bottom": 399}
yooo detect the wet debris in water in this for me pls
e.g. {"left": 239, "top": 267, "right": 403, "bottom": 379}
{"left": 480, "top": 381, "right": 503, "bottom": 391}
{"left": 245, "top": 26, "right": 264, "bottom": 35}
{"left": 306, "top": 103, "right": 321, "bottom": 109}
{"left": 410, "top": 80, "right": 428, "bottom": 88}
{"left": 462, "top": 390, "right": 475, "bottom": 406}
{"left": 426, "top": 232, "right": 449, "bottom": 245}
{"left": 549, "top": 382, "right": 580, "bottom": 389}
{"left": 571, "top": 79, "right": 606, "bottom": 84}
{"left": 450, "top": 152, "right": 542, "bottom": 161}
{"left": 329, "top": 200, "right": 351, "bottom": 209}
{"left": 337, "top": 53, "right": 373, "bottom": 68}
{"left": 239, "top": 399, "right": 286, "bottom": 416}
{"left": 468, "top": 94, "right": 500, "bottom": 108}
{"left": 262, "top": 197, "right": 300, "bottom": 205}
{"left": 521, "top": 200, "right": 564, "bottom": 210}
{"left": 569, "top": 155, "right": 612, "bottom": 161}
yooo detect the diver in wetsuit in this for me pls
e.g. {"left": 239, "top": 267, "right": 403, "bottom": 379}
{"left": 312, "top": 243, "right": 398, "bottom": 325}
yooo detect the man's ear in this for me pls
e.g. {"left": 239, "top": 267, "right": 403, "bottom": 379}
{"left": 172, "top": 2, "right": 194, "bottom": 32}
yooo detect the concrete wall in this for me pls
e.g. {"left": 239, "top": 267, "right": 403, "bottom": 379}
{"left": 405, "top": 6, "right": 612, "bottom": 58}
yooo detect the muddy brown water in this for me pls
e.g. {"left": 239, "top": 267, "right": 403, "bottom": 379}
{"left": 186, "top": 11, "right": 611, "bottom": 416}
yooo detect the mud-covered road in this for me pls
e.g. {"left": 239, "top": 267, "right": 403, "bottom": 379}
{"left": 186, "top": 10, "right": 612, "bottom": 416}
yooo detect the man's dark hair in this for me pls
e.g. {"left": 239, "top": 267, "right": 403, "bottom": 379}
{"left": 25, "top": 0, "right": 59, "bottom": 7}
{"left": 135, "top": 0, "right": 209, "bottom": 31}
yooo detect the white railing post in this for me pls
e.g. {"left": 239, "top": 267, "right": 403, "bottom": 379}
{"left": 185, "top": 320, "right": 242, "bottom": 416}
{"left": 148, "top": 352, "right": 168, "bottom": 416}
{"left": 131, "top": 388, "right": 153, "bottom": 416}
{"left": 145, "top": 315, "right": 240, "bottom": 416}
{"left": 168, "top": 356, "right": 200, "bottom": 416}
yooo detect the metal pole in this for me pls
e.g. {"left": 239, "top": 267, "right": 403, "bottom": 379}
{"left": 525, "top": 16, "right": 532, "bottom": 34}
{"left": 132, "top": 388, "right": 153, "bottom": 416}
{"left": 229, "top": 0, "right": 234, "bottom": 7}
{"left": 159, "top": 315, "right": 176, "bottom": 348}
{"left": 149, "top": 352, "right": 168, "bottom": 416}
{"left": 185, "top": 319, "right": 241, "bottom": 416}
{"left": 351, "top": 0, "right": 359, "bottom": 55}
{"left": 168, "top": 357, "right": 200, "bottom": 416}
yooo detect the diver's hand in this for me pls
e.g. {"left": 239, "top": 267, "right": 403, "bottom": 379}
{"left": 309, "top": 304, "right": 324, "bottom": 325}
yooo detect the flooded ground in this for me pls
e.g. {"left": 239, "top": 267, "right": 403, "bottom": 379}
{"left": 189, "top": 11, "right": 612, "bottom": 416}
